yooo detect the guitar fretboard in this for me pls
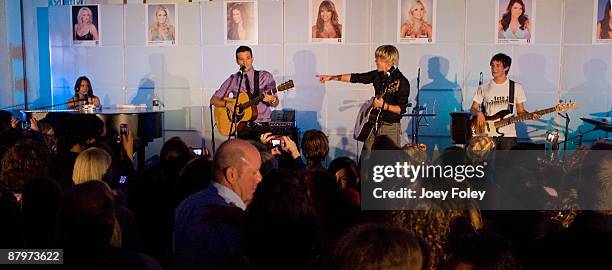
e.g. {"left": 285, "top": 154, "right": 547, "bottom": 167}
{"left": 240, "top": 89, "right": 277, "bottom": 109}
{"left": 494, "top": 107, "right": 556, "bottom": 128}
{"left": 238, "top": 80, "right": 293, "bottom": 109}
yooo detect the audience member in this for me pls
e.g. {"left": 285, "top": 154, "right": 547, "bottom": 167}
{"left": 174, "top": 139, "right": 261, "bottom": 269}
{"left": 59, "top": 180, "right": 160, "bottom": 269}
{"left": 323, "top": 223, "right": 426, "bottom": 270}
{"left": 0, "top": 139, "right": 51, "bottom": 201}
{"left": 21, "top": 177, "right": 62, "bottom": 248}
{"left": 301, "top": 129, "right": 329, "bottom": 170}
{"left": 243, "top": 169, "right": 320, "bottom": 269}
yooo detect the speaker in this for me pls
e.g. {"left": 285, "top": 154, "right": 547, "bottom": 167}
{"left": 450, "top": 112, "right": 472, "bottom": 144}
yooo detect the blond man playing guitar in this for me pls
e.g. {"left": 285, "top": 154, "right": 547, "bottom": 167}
{"left": 318, "top": 45, "right": 410, "bottom": 156}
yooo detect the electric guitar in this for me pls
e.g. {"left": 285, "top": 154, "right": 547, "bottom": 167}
{"left": 470, "top": 102, "right": 577, "bottom": 137}
{"left": 353, "top": 80, "right": 401, "bottom": 142}
{"left": 214, "top": 80, "right": 294, "bottom": 136}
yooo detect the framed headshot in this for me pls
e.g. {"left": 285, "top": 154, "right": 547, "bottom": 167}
{"left": 71, "top": 5, "right": 100, "bottom": 46}
{"left": 398, "top": 0, "right": 436, "bottom": 44}
{"left": 594, "top": 0, "right": 612, "bottom": 43}
{"left": 309, "top": 0, "right": 345, "bottom": 44}
{"left": 224, "top": 1, "right": 258, "bottom": 45}
{"left": 146, "top": 3, "right": 178, "bottom": 46}
{"left": 495, "top": 0, "right": 535, "bottom": 44}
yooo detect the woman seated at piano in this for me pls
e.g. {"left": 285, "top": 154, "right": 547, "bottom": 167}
{"left": 67, "top": 76, "right": 102, "bottom": 109}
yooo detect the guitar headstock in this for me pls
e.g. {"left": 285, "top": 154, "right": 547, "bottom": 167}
{"left": 276, "top": 80, "right": 295, "bottom": 92}
{"left": 555, "top": 101, "right": 577, "bottom": 112}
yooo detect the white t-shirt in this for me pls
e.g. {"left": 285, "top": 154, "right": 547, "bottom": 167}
{"left": 472, "top": 79, "right": 526, "bottom": 138}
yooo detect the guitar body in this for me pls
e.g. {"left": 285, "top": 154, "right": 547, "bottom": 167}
{"left": 214, "top": 92, "right": 257, "bottom": 136}
{"left": 353, "top": 80, "right": 401, "bottom": 142}
{"left": 354, "top": 98, "right": 382, "bottom": 142}
{"left": 469, "top": 110, "right": 510, "bottom": 137}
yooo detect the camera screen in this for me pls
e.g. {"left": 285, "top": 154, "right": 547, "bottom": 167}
{"left": 193, "top": 148, "right": 202, "bottom": 156}
{"left": 271, "top": 139, "right": 281, "bottom": 147}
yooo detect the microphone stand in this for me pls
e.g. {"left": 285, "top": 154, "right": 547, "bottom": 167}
{"left": 412, "top": 68, "right": 421, "bottom": 144}
{"left": 27, "top": 97, "right": 89, "bottom": 111}
{"left": 558, "top": 112, "right": 569, "bottom": 152}
{"left": 227, "top": 70, "right": 245, "bottom": 141}
{"left": 210, "top": 104, "right": 216, "bottom": 154}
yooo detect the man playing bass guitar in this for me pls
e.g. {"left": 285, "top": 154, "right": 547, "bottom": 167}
{"left": 470, "top": 53, "right": 540, "bottom": 150}
{"left": 318, "top": 45, "right": 410, "bottom": 155}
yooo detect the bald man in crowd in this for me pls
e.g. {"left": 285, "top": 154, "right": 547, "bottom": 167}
{"left": 174, "top": 139, "right": 262, "bottom": 270}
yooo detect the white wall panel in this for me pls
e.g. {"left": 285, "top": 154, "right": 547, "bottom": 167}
{"left": 466, "top": 0, "right": 496, "bottom": 44}
{"left": 536, "top": 0, "right": 563, "bottom": 44}
{"left": 564, "top": 0, "right": 594, "bottom": 44}
{"left": 101, "top": 4, "right": 123, "bottom": 46}
{"left": 514, "top": 46, "right": 561, "bottom": 93}
{"left": 124, "top": 4, "right": 145, "bottom": 46}
{"left": 259, "top": 0, "right": 284, "bottom": 45}
{"left": 178, "top": 3, "right": 203, "bottom": 46}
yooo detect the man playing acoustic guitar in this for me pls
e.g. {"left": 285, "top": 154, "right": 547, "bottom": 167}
{"left": 318, "top": 45, "right": 410, "bottom": 156}
{"left": 470, "top": 53, "right": 540, "bottom": 150}
{"left": 211, "top": 46, "right": 279, "bottom": 140}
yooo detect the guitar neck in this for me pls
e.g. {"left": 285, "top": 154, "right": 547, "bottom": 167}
{"left": 242, "top": 88, "right": 277, "bottom": 108}
{"left": 494, "top": 107, "right": 556, "bottom": 128}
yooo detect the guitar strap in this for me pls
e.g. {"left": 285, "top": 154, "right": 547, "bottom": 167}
{"left": 253, "top": 70, "right": 260, "bottom": 97}
{"left": 508, "top": 80, "right": 515, "bottom": 114}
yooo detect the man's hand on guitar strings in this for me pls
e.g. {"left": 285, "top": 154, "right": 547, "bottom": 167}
{"left": 263, "top": 92, "right": 275, "bottom": 103}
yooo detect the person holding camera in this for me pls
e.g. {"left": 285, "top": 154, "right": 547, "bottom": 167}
{"left": 259, "top": 132, "right": 305, "bottom": 171}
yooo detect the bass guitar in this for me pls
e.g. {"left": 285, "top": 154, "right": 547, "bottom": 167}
{"left": 470, "top": 101, "right": 577, "bottom": 137}
{"left": 214, "top": 80, "right": 294, "bottom": 136}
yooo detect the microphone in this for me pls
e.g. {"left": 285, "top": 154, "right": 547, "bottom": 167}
{"left": 84, "top": 94, "right": 89, "bottom": 105}
{"left": 238, "top": 65, "right": 246, "bottom": 75}
{"left": 386, "top": 66, "right": 397, "bottom": 77}
{"left": 479, "top": 72, "right": 483, "bottom": 86}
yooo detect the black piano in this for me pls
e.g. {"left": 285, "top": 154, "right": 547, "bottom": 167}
{"left": 23, "top": 108, "right": 163, "bottom": 171}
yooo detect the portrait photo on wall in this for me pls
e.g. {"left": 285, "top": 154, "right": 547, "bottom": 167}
{"left": 71, "top": 5, "right": 100, "bottom": 46}
{"left": 398, "top": 0, "right": 436, "bottom": 44}
{"left": 224, "top": 1, "right": 258, "bottom": 45}
{"left": 594, "top": 0, "right": 612, "bottom": 43}
{"left": 495, "top": 0, "right": 535, "bottom": 44}
{"left": 146, "top": 3, "right": 177, "bottom": 46}
{"left": 309, "top": 0, "right": 345, "bottom": 44}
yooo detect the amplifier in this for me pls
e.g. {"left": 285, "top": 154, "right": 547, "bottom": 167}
{"left": 270, "top": 121, "right": 295, "bottom": 128}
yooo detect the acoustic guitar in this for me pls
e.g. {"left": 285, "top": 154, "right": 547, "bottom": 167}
{"left": 214, "top": 80, "right": 294, "bottom": 136}
{"left": 353, "top": 80, "right": 400, "bottom": 142}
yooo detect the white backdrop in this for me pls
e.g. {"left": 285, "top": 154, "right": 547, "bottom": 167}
{"left": 35, "top": 0, "right": 612, "bottom": 160}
